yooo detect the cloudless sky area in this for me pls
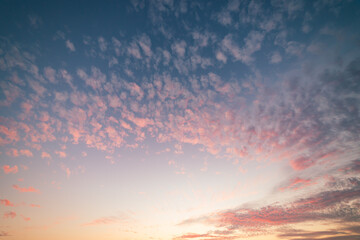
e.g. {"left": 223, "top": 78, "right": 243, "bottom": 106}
{"left": 1, "top": 0, "right": 360, "bottom": 239}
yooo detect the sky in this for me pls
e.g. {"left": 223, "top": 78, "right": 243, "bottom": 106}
{"left": 0, "top": 0, "right": 360, "bottom": 239}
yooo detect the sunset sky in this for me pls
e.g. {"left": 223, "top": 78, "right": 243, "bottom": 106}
{"left": 1, "top": 0, "right": 360, "bottom": 239}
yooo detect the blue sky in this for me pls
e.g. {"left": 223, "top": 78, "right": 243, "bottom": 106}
{"left": 1, "top": 0, "right": 360, "bottom": 239}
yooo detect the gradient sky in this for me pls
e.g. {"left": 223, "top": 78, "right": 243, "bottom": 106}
{"left": 1, "top": 0, "right": 360, "bottom": 239}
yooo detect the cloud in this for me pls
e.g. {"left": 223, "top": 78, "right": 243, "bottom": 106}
{"left": 138, "top": 34, "right": 152, "bottom": 57}
{"left": 19, "top": 149, "right": 33, "bottom": 157}
{"left": 77, "top": 67, "right": 106, "bottom": 91}
{"left": 172, "top": 41, "right": 186, "bottom": 58}
{"left": 0, "top": 199, "right": 15, "bottom": 207}
{"left": 41, "top": 151, "right": 51, "bottom": 159}
{"left": 127, "top": 42, "right": 142, "bottom": 59}
{"left": 66, "top": 40, "right": 76, "bottom": 52}
{"left": 277, "top": 228, "right": 360, "bottom": 239}
{"left": 217, "top": 10, "right": 232, "bottom": 26}
{"left": 21, "top": 215, "right": 31, "bottom": 221}
{"left": 2, "top": 165, "right": 18, "bottom": 174}
{"left": 30, "top": 204, "right": 41, "bottom": 208}
{"left": 278, "top": 177, "right": 314, "bottom": 191}
{"left": 83, "top": 216, "right": 120, "bottom": 226}
{"left": 180, "top": 177, "right": 360, "bottom": 233}
{"left": 44, "top": 67, "right": 57, "bottom": 83}
{"left": 270, "top": 51, "right": 282, "bottom": 63}
{"left": 55, "top": 151, "right": 66, "bottom": 158}
{"left": 173, "top": 230, "right": 238, "bottom": 240}
{"left": 216, "top": 51, "right": 227, "bottom": 63}
{"left": 98, "top": 37, "right": 107, "bottom": 52}
{"left": 0, "top": 231, "right": 10, "bottom": 236}
{"left": 28, "top": 15, "right": 42, "bottom": 28}
{"left": 12, "top": 185, "right": 40, "bottom": 193}
{"left": 220, "top": 31, "right": 264, "bottom": 64}
{"left": 0, "top": 125, "right": 19, "bottom": 144}
{"left": 3, "top": 211, "right": 16, "bottom": 219}
{"left": 173, "top": 233, "right": 213, "bottom": 239}
{"left": 6, "top": 148, "right": 18, "bottom": 157}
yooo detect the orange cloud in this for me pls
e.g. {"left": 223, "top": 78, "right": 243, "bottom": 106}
{"left": 21, "top": 215, "right": 31, "bottom": 221}
{"left": 41, "top": 151, "right": 51, "bottom": 158}
{"left": 55, "top": 151, "right": 66, "bottom": 158}
{"left": 0, "top": 199, "right": 15, "bottom": 207}
{"left": 2, "top": 165, "right": 18, "bottom": 174}
{"left": 83, "top": 216, "right": 119, "bottom": 226}
{"left": 12, "top": 185, "right": 40, "bottom": 193}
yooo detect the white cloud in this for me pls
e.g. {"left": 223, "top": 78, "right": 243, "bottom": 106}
{"left": 127, "top": 42, "right": 142, "bottom": 59}
{"left": 217, "top": 11, "right": 232, "bottom": 25}
{"left": 171, "top": 41, "right": 186, "bottom": 58}
{"left": 227, "top": 0, "right": 240, "bottom": 11}
{"left": 270, "top": 52, "right": 282, "bottom": 64}
{"left": 216, "top": 51, "right": 227, "bottom": 63}
{"left": 138, "top": 34, "right": 152, "bottom": 57}
{"left": 98, "top": 37, "right": 107, "bottom": 52}
{"left": 44, "top": 67, "right": 56, "bottom": 83}
{"left": 65, "top": 40, "right": 76, "bottom": 52}
{"left": 221, "top": 31, "right": 264, "bottom": 64}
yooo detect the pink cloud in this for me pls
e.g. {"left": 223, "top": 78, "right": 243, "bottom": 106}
{"left": 279, "top": 177, "right": 315, "bottom": 191}
{"left": 0, "top": 125, "right": 19, "bottom": 143}
{"left": 126, "top": 82, "right": 144, "bottom": 100}
{"left": 3, "top": 211, "right": 16, "bottom": 219}
{"left": 174, "top": 233, "right": 210, "bottom": 239}
{"left": 127, "top": 115, "right": 154, "bottom": 128}
{"left": 55, "top": 151, "right": 66, "bottom": 158}
{"left": 12, "top": 184, "right": 40, "bottom": 193}
{"left": 180, "top": 178, "right": 360, "bottom": 232}
{"left": 19, "top": 149, "right": 33, "bottom": 157}
{"left": 290, "top": 157, "right": 314, "bottom": 171}
{"left": 68, "top": 126, "right": 82, "bottom": 143}
{"left": 21, "top": 101, "right": 33, "bottom": 114}
{"left": 41, "top": 151, "right": 51, "bottom": 159}
{"left": 38, "top": 111, "right": 50, "bottom": 122}
{"left": 30, "top": 204, "right": 40, "bottom": 208}
{"left": 65, "top": 168, "right": 71, "bottom": 178}
{"left": 6, "top": 148, "right": 19, "bottom": 157}
{"left": 83, "top": 216, "right": 119, "bottom": 226}
{"left": 36, "top": 122, "right": 56, "bottom": 141}
{"left": 108, "top": 95, "right": 122, "bottom": 108}
{"left": 105, "top": 126, "right": 124, "bottom": 147}
{"left": 77, "top": 67, "right": 106, "bottom": 90}
{"left": 120, "top": 120, "right": 132, "bottom": 130}
{"left": 2, "top": 165, "right": 18, "bottom": 174}
{"left": 0, "top": 199, "right": 15, "bottom": 207}
{"left": 44, "top": 66, "right": 56, "bottom": 83}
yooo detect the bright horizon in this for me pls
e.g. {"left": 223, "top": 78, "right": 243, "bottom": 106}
{"left": 1, "top": 1, "right": 360, "bottom": 239}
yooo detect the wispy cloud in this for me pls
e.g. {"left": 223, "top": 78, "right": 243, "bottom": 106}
{"left": 82, "top": 216, "right": 120, "bottom": 226}
{"left": 0, "top": 199, "right": 15, "bottom": 207}
{"left": 12, "top": 185, "right": 40, "bottom": 193}
{"left": 180, "top": 177, "right": 360, "bottom": 234}
{"left": 3, "top": 211, "right": 16, "bottom": 219}
{"left": 2, "top": 165, "right": 18, "bottom": 174}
